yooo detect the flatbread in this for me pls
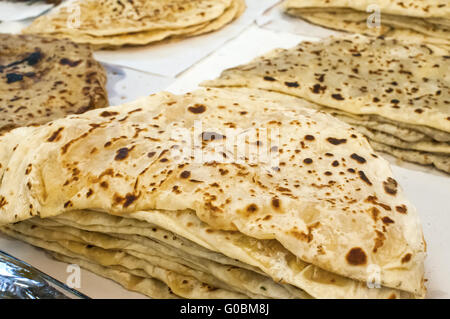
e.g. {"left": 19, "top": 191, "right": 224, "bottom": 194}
{"left": 52, "top": 253, "right": 180, "bottom": 299}
{"left": 0, "top": 34, "right": 108, "bottom": 134}
{"left": 0, "top": 87, "right": 426, "bottom": 298}
{"left": 370, "top": 141, "right": 450, "bottom": 173}
{"left": 203, "top": 36, "right": 449, "bottom": 171}
{"left": 34, "top": 209, "right": 411, "bottom": 299}
{"left": 45, "top": 0, "right": 245, "bottom": 49}
{"left": 203, "top": 35, "right": 449, "bottom": 133}
{"left": 284, "top": 0, "right": 450, "bottom": 18}
{"left": 0, "top": 226, "right": 250, "bottom": 299}
{"left": 23, "top": 0, "right": 246, "bottom": 48}
{"left": 25, "top": 0, "right": 233, "bottom": 36}
{"left": 17, "top": 219, "right": 311, "bottom": 298}
{"left": 285, "top": 7, "right": 450, "bottom": 50}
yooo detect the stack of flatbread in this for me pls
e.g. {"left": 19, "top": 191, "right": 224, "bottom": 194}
{"left": 283, "top": 0, "right": 450, "bottom": 51}
{"left": 0, "top": 34, "right": 108, "bottom": 134}
{"left": 203, "top": 35, "right": 450, "bottom": 173}
{"left": 0, "top": 88, "right": 426, "bottom": 298}
{"left": 22, "top": 0, "right": 246, "bottom": 49}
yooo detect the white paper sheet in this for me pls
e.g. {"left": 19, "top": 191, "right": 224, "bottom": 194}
{"left": 104, "top": 63, "right": 174, "bottom": 106}
{"left": 0, "top": 1, "right": 54, "bottom": 22}
{"left": 168, "top": 26, "right": 318, "bottom": 94}
{"left": 256, "top": 2, "right": 343, "bottom": 38}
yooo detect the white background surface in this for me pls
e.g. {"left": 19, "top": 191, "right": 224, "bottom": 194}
{"left": 0, "top": 1, "right": 449, "bottom": 299}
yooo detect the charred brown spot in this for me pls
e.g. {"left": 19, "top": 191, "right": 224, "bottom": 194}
{"left": 246, "top": 204, "right": 258, "bottom": 213}
{"left": 60, "top": 58, "right": 82, "bottom": 67}
{"left": 383, "top": 178, "right": 398, "bottom": 195}
{"left": 285, "top": 81, "right": 299, "bottom": 87}
{"left": 0, "top": 196, "right": 8, "bottom": 209}
{"left": 303, "top": 158, "right": 313, "bottom": 164}
{"left": 358, "top": 170, "right": 372, "bottom": 185}
{"left": 373, "top": 230, "right": 385, "bottom": 253}
{"left": 6, "top": 73, "right": 23, "bottom": 83}
{"left": 350, "top": 153, "right": 366, "bottom": 164}
{"left": 147, "top": 151, "right": 156, "bottom": 158}
{"left": 395, "top": 205, "right": 407, "bottom": 214}
{"left": 115, "top": 147, "right": 131, "bottom": 161}
{"left": 382, "top": 216, "right": 395, "bottom": 225}
{"left": 272, "top": 197, "right": 280, "bottom": 209}
{"left": 327, "top": 137, "right": 347, "bottom": 145}
{"left": 100, "top": 181, "right": 109, "bottom": 189}
{"left": 100, "top": 111, "right": 119, "bottom": 117}
{"left": 25, "top": 164, "right": 32, "bottom": 175}
{"left": 180, "top": 171, "right": 191, "bottom": 179}
{"left": 86, "top": 189, "right": 93, "bottom": 198}
{"left": 123, "top": 194, "right": 138, "bottom": 208}
{"left": 263, "top": 76, "right": 276, "bottom": 81}
{"left": 64, "top": 201, "right": 73, "bottom": 208}
{"left": 346, "top": 247, "right": 367, "bottom": 266}
{"left": 401, "top": 253, "right": 412, "bottom": 264}
{"left": 47, "top": 127, "right": 64, "bottom": 142}
{"left": 331, "top": 93, "right": 345, "bottom": 101}
{"left": 188, "top": 104, "right": 206, "bottom": 114}
{"left": 304, "top": 135, "right": 315, "bottom": 141}
{"left": 311, "top": 83, "right": 327, "bottom": 94}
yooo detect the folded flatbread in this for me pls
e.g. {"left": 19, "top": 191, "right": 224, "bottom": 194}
{"left": 283, "top": 0, "right": 450, "bottom": 51}
{"left": 0, "top": 88, "right": 426, "bottom": 298}
{"left": 203, "top": 35, "right": 450, "bottom": 173}
{"left": 22, "top": 0, "right": 246, "bottom": 49}
{"left": 0, "top": 33, "right": 108, "bottom": 134}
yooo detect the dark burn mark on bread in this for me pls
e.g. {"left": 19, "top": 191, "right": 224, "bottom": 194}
{"left": 272, "top": 197, "right": 280, "bottom": 209}
{"left": 304, "top": 135, "right": 315, "bottom": 141}
{"left": 350, "top": 153, "right": 366, "bottom": 164}
{"left": 382, "top": 216, "right": 395, "bottom": 225}
{"left": 188, "top": 104, "right": 206, "bottom": 114}
{"left": 383, "top": 178, "right": 398, "bottom": 195}
{"left": 303, "top": 158, "right": 313, "bottom": 164}
{"left": 346, "top": 247, "right": 367, "bottom": 266}
{"left": 358, "top": 170, "right": 372, "bottom": 185}
{"left": 180, "top": 171, "right": 191, "bottom": 179}
{"left": 263, "top": 76, "right": 276, "bottom": 81}
{"left": 6, "top": 73, "right": 23, "bottom": 83}
{"left": 311, "top": 84, "right": 326, "bottom": 94}
{"left": 396, "top": 205, "right": 407, "bottom": 214}
{"left": 401, "top": 253, "right": 412, "bottom": 264}
{"left": 285, "top": 81, "right": 299, "bottom": 87}
{"left": 327, "top": 137, "right": 347, "bottom": 145}
{"left": 115, "top": 147, "right": 133, "bottom": 161}
{"left": 47, "top": 127, "right": 64, "bottom": 142}
{"left": 64, "top": 201, "right": 73, "bottom": 208}
{"left": 60, "top": 58, "right": 82, "bottom": 67}
{"left": 0, "top": 196, "right": 8, "bottom": 209}
{"left": 331, "top": 93, "right": 345, "bottom": 101}
{"left": 100, "top": 111, "right": 119, "bottom": 117}
{"left": 246, "top": 204, "right": 258, "bottom": 213}
{"left": 124, "top": 193, "right": 138, "bottom": 208}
